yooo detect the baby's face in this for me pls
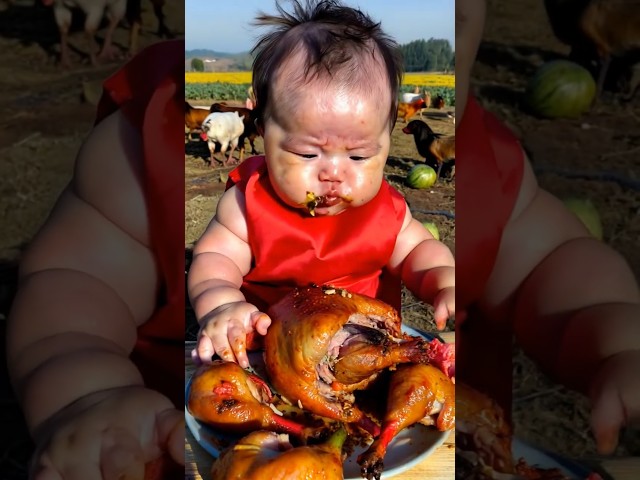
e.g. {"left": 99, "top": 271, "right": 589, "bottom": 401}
{"left": 262, "top": 80, "right": 391, "bottom": 216}
{"left": 456, "top": 0, "right": 486, "bottom": 125}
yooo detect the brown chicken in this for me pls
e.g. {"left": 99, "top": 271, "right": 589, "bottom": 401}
{"left": 264, "top": 285, "right": 454, "bottom": 437}
{"left": 210, "top": 427, "right": 347, "bottom": 480}
{"left": 358, "top": 364, "right": 455, "bottom": 480}
{"left": 396, "top": 97, "right": 427, "bottom": 123}
{"left": 544, "top": 0, "right": 640, "bottom": 99}
{"left": 402, "top": 119, "right": 455, "bottom": 181}
{"left": 187, "top": 361, "right": 309, "bottom": 437}
{"left": 433, "top": 94, "right": 446, "bottom": 109}
{"left": 209, "top": 102, "right": 261, "bottom": 161}
{"left": 184, "top": 101, "right": 211, "bottom": 141}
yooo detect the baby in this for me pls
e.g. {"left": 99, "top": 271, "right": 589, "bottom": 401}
{"left": 456, "top": 0, "right": 640, "bottom": 455}
{"left": 6, "top": 40, "right": 185, "bottom": 479}
{"left": 188, "top": 0, "right": 456, "bottom": 369}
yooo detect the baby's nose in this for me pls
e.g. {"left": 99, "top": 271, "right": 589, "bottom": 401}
{"left": 318, "top": 158, "right": 344, "bottom": 182}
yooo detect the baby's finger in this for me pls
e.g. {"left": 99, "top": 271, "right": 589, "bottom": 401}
{"left": 30, "top": 458, "right": 63, "bottom": 480}
{"left": 100, "top": 428, "right": 145, "bottom": 480}
{"left": 194, "top": 334, "right": 215, "bottom": 364}
{"left": 228, "top": 319, "right": 250, "bottom": 368}
{"left": 590, "top": 384, "right": 624, "bottom": 455}
{"left": 156, "top": 409, "right": 186, "bottom": 466}
{"left": 209, "top": 332, "right": 236, "bottom": 363}
{"left": 251, "top": 311, "right": 271, "bottom": 336}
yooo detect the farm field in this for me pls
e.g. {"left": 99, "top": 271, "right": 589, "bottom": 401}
{"left": 185, "top": 71, "right": 456, "bottom": 104}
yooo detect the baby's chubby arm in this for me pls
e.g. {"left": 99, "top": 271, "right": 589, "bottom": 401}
{"left": 188, "top": 186, "right": 269, "bottom": 368}
{"left": 480, "top": 156, "right": 640, "bottom": 453}
{"left": 7, "top": 109, "right": 157, "bottom": 433}
{"left": 387, "top": 205, "right": 455, "bottom": 329}
{"left": 6, "top": 109, "right": 184, "bottom": 476}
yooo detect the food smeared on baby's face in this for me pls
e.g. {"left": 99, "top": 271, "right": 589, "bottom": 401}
{"left": 302, "top": 191, "right": 354, "bottom": 216}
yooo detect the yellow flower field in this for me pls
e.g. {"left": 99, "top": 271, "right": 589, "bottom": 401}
{"left": 185, "top": 71, "right": 454, "bottom": 88}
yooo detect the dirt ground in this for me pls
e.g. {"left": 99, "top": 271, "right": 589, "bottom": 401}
{"left": 0, "top": 1, "right": 184, "bottom": 478}
{"left": 184, "top": 100, "right": 456, "bottom": 340}
{"left": 478, "top": 0, "right": 640, "bottom": 460}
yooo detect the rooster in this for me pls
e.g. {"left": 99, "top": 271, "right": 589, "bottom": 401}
{"left": 402, "top": 120, "right": 455, "bottom": 182}
{"left": 544, "top": 0, "right": 640, "bottom": 99}
{"left": 396, "top": 97, "right": 426, "bottom": 123}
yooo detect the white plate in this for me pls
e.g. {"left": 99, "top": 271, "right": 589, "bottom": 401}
{"left": 185, "top": 325, "right": 450, "bottom": 480}
{"left": 512, "top": 438, "right": 597, "bottom": 479}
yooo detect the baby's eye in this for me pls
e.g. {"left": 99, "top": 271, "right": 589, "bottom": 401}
{"left": 294, "top": 153, "right": 317, "bottom": 159}
{"left": 350, "top": 156, "right": 368, "bottom": 161}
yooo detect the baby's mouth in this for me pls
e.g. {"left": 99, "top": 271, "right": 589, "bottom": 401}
{"left": 302, "top": 191, "right": 352, "bottom": 216}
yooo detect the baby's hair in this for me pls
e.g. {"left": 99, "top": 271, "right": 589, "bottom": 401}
{"left": 251, "top": 0, "right": 404, "bottom": 130}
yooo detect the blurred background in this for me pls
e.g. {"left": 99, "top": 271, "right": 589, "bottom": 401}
{"left": 471, "top": 0, "right": 640, "bottom": 460}
{"left": 0, "top": 1, "right": 184, "bottom": 478}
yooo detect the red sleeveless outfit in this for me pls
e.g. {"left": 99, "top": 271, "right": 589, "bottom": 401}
{"left": 226, "top": 156, "right": 407, "bottom": 313}
{"left": 94, "top": 39, "right": 185, "bottom": 408}
{"left": 456, "top": 94, "right": 525, "bottom": 418}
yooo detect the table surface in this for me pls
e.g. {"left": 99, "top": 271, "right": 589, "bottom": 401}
{"left": 183, "top": 333, "right": 640, "bottom": 480}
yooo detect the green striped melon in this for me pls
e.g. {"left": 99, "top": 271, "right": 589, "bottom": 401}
{"left": 524, "top": 60, "right": 596, "bottom": 118}
{"left": 406, "top": 164, "right": 437, "bottom": 189}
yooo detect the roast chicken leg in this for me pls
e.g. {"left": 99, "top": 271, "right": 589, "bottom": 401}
{"left": 211, "top": 427, "right": 347, "bottom": 480}
{"left": 187, "top": 361, "right": 308, "bottom": 437}
{"left": 264, "top": 286, "right": 454, "bottom": 437}
{"left": 358, "top": 363, "right": 455, "bottom": 480}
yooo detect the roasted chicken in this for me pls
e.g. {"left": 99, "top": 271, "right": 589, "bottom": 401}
{"left": 210, "top": 427, "right": 347, "bottom": 480}
{"left": 358, "top": 363, "right": 455, "bottom": 480}
{"left": 456, "top": 381, "right": 515, "bottom": 475}
{"left": 264, "top": 285, "right": 454, "bottom": 437}
{"left": 187, "top": 361, "right": 309, "bottom": 437}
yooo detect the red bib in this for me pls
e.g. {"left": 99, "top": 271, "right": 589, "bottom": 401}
{"left": 95, "top": 40, "right": 185, "bottom": 408}
{"left": 456, "top": 94, "right": 525, "bottom": 419}
{"left": 227, "top": 156, "right": 407, "bottom": 313}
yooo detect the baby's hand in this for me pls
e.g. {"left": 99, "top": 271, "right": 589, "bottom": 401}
{"left": 193, "top": 301, "right": 271, "bottom": 368}
{"left": 589, "top": 350, "right": 640, "bottom": 455}
{"left": 433, "top": 286, "right": 455, "bottom": 331}
{"left": 30, "top": 386, "right": 183, "bottom": 480}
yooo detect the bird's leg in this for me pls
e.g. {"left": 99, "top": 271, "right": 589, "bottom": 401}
{"left": 595, "top": 54, "right": 612, "bottom": 102}
{"left": 436, "top": 162, "right": 443, "bottom": 183}
{"left": 59, "top": 27, "right": 71, "bottom": 68}
{"left": 98, "top": 12, "right": 122, "bottom": 61}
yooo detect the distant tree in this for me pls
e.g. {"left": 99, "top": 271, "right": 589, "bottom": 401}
{"left": 191, "top": 57, "right": 204, "bottom": 72}
{"left": 400, "top": 38, "right": 454, "bottom": 72}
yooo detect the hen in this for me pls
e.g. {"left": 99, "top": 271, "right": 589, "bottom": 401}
{"left": 187, "top": 361, "right": 310, "bottom": 437}
{"left": 210, "top": 427, "right": 347, "bottom": 480}
{"left": 358, "top": 363, "right": 455, "bottom": 480}
{"left": 264, "top": 285, "right": 454, "bottom": 437}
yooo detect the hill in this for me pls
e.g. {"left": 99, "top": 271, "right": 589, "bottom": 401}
{"left": 185, "top": 49, "right": 253, "bottom": 72}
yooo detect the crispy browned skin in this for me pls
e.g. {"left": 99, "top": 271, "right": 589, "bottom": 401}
{"left": 211, "top": 428, "right": 346, "bottom": 480}
{"left": 456, "top": 382, "right": 515, "bottom": 474}
{"left": 358, "top": 363, "right": 455, "bottom": 480}
{"left": 265, "top": 287, "right": 403, "bottom": 435}
{"left": 396, "top": 98, "right": 427, "bottom": 123}
{"left": 187, "top": 361, "right": 307, "bottom": 437}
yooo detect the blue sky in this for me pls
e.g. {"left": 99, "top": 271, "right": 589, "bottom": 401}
{"left": 185, "top": 0, "right": 454, "bottom": 53}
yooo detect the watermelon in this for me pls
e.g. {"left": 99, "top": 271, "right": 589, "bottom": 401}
{"left": 524, "top": 60, "right": 596, "bottom": 118}
{"left": 406, "top": 164, "right": 437, "bottom": 189}
{"left": 562, "top": 197, "right": 603, "bottom": 240}
{"left": 422, "top": 222, "right": 440, "bottom": 241}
